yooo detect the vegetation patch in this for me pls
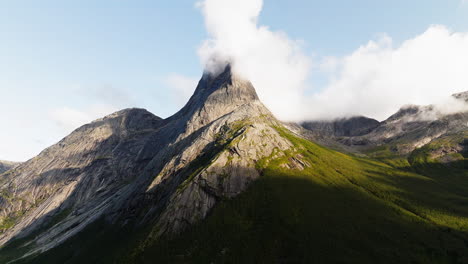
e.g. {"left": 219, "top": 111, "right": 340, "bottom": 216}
{"left": 6, "top": 125, "right": 468, "bottom": 264}
{"left": 127, "top": 127, "right": 468, "bottom": 263}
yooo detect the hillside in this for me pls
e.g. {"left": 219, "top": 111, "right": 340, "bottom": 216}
{"left": 17, "top": 125, "right": 468, "bottom": 264}
{"left": 0, "top": 66, "right": 467, "bottom": 263}
{"left": 0, "top": 161, "right": 18, "bottom": 175}
{"left": 0, "top": 66, "right": 293, "bottom": 262}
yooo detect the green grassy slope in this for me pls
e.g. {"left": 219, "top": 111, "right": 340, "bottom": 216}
{"left": 134, "top": 127, "right": 468, "bottom": 264}
{"left": 5, "top": 126, "right": 468, "bottom": 264}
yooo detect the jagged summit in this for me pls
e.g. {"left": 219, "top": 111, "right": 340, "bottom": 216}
{"left": 77, "top": 108, "right": 163, "bottom": 132}
{"left": 0, "top": 65, "right": 288, "bottom": 260}
{"left": 167, "top": 64, "right": 261, "bottom": 124}
{"left": 383, "top": 104, "right": 433, "bottom": 123}
{"left": 161, "top": 64, "right": 269, "bottom": 139}
{"left": 197, "top": 64, "right": 259, "bottom": 105}
{"left": 2, "top": 67, "right": 468, "bottom": 263}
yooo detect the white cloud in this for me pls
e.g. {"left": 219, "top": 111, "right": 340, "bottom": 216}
{"left": 197, "top": 0, "right": 311, "bottom": 120}
{"left": 165, "top": 73, "right": 198, "bottom": 105}
{"left": 309, "top": 25, "right": 468, "bottom": 120}
{"left": 195, "top": 0, "right": 468, "bottom": 122}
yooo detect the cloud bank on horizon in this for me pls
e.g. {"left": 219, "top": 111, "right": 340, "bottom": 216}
{"left": 195, "top": 0, "right": 468, "bottom": 121}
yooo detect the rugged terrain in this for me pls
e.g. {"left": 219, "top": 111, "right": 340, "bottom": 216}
{"left": 0, "top": 161, "right": 18, "bottom": 175}
{"left": 0, "top": 66, "right": 296, "bottom": 262}
{"left": 301, "top": 93, "right": 468, "bottom": 158}
{"left": 0, "top": 66, "right": 467, "bottom": 263}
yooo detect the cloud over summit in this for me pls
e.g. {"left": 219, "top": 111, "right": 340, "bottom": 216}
{"left": 197, "top": 0, "right": 311, "bottom": 120}
{"left": 196, "top": 0, "right": 468, "bottom": 122}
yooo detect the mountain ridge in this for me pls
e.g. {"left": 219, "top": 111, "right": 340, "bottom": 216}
{"left": 300, "top": 91, "right": 468, "bottom": 156}
{"left": 0, "top": 65, "right": 297, "bottom": 261}
{"left": 1, "top": 67, "right": 468, "bottom": 263}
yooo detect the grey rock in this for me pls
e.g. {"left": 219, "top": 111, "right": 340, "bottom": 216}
{"left": 360, "top": 104, "right": 468, "bottom": 154}
{"left": 0, "top": 161, "right": 18, "bottom": 175}
{"left": 0, "top": 65, "right": 296, "bottom": 260}
{"left": 0, "top": 108, "right": 164, "bottom": 253}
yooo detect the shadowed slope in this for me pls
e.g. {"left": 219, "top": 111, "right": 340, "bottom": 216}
{"left": 2, "top": 67, "right": 468, "bottom": 263}
{"left": 0, "top": 161, "right": 19, "bottom": 175}
{"left": 0, "top": 65, "right": 292, "bottom": 262}
{"left": 23, "top": 126, "right": 468, "bottom": 264}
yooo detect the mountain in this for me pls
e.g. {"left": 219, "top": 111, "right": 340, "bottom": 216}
{"left": 363, "top": 100, "right": 467, "bottom": 152}
{"left": 301, "top": 116, "right": 380, "bottom": 137}
{"left": 301, "top": 93, "right": 468, "bottom": 157}
{"left": 0, "top": 108, "right": 164, "bottom": 253}
{"left": 1, "top": 67, "right": 468, "bottom": 263}
{"left": 0, "top": 161, "right": 19, "bottom": 174}
{"left": 0, "top": 66, "right": 294, "bottom": 262}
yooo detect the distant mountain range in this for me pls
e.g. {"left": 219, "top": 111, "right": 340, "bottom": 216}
{"left": 300, "top": 91, "right": 468, "bottom": 157}
{"left": 1, "top": 66, "right": 467, "bottom": 263}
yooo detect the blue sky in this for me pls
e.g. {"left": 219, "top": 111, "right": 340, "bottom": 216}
{"left": 1, "top": 0, "right": 467, "bottom": 161}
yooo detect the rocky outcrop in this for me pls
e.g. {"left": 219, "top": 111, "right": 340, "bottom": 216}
{"left": 359, "top": 104, "right": 468, "bottom": 154}
{"left": 0, "top": 108, "right": 164, "bottom": 251}
{"left": 118, "top": 65, "right": 293, "bottom": 238}
{"left": 0, "top": 65, "right": 297, "bottom": 260}
{"left": 0, "top": 161, "right": 18, "bottom": 175}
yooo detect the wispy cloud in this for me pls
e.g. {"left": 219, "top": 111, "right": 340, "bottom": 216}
{"left": 309, "top": 25, "right": 468, "bottom": 120}
{"left": 195, "top": 0, "right": 468, "bottom": 122}
{"left": 197, "top": 0, "right": 311, "bottom": 120}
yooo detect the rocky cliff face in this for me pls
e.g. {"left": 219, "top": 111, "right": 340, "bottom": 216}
{"left": 0, "top": 161, "right": 18, "bottom": 175}
{"left": 0, "top": 108, "right": 164, "bottom": 251}
{"left": 4, "top": 64, "right": 467, "bottom": 262}
{"left": 0, "top": 65, "right": 299, "bottom": 260}
{"left": 359, "top": 93, "right": 468, "bottom": 154}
